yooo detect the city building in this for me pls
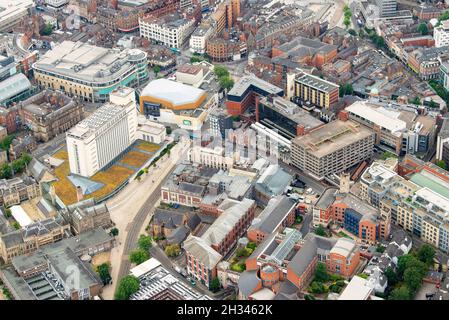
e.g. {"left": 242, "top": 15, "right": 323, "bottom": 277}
{"left": 129, "top": 258, "right": 211, "bottom": 300}
{"left": 226, "top": 75, "right": 284, "bottom": 116}
{"left": 0, "top": 73, "right": 35, "bottom": 107}
{"left": 184, "top": 198, "right": 256, "bottom": 288}
{"left": 19, "top": 90, "right": 84, "bottom": 142}
{"left": 0, "top": 217, "right": 70, "bottom": 263}
{"left": 33, "top": 41, "right": 148, "bottom": 103}
{"left": 294, "top": 73, "right": 339, "bottom": 110}
{"left": 239, "top": 231, "right": 360, "bottom": 299}
{"left": 139, "top": 78, "right": 216, "bottom": 131}
{"left": 60, "top": 198, "right": 112, "bottom": 235}
{"left": 66, "top": 87, "right": 137, "bottom": 177}
{"left": 376, "top": 0, "right": 397, "bottom": 18}
{"left": 139, "top": 13, "right": 196, "bottom": 50}
{"left": 434, "top": 20, "right": 449, "bottom": 48}
{"left": 254, "top": 165, "right": 293, "bottom": 207}
{"left": 256, "top": 96, "right": 324, "bottom": 140}
{"left": 345, "top": 101, "right": 437, "bottom": 156}
{"left": 291, "top": 117, "right": 375, "bottom": 180}
{"left": 436, "top": 119, "right": 449, "bottom": 163}
{"left": 1, "top": 229, "right": 115, "bottom": 300}
{"left": 209, "top": 108, "right": 233, "bottom": 139}
{"left": 0, "top": 0, "right": 35, "bottom": 32}
{"left": 0, "top": 176, "right": 41, "bottom": 207}
{"left": 361, "top": 158, "right": 449, "bottom": 254}
{"left": 247, "top": 195, "right": 297, "bottom": 244}
{"left": 190, "top": 22, "right": 213, "bottom": 54}
{"left": 136, "top": 116, "right": 166, "bottom": 144}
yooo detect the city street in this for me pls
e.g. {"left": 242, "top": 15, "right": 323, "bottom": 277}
{"left": 279, "top": 161, "right": 327, "bottom": 194}
{"left": 101, "top": 138, "right": 190, "bottom": 299}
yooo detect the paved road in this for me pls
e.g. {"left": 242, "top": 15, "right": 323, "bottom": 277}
{"left": 279, "top": 161, "right": 327, "bottom": 194}
{"left": 116, "top": 164, "right": 177, "bottom": 281}
{"left": 300, "top": 211, "right": 313, "bottom": 236}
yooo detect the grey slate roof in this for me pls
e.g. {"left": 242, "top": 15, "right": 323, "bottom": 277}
{"left": 238, "top": 270, "right": 261, "bottom": 297}
{"left": 249, "top": 196, "right": 296, "bottom": 234}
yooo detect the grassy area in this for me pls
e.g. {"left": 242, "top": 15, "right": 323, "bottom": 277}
{"left": 137, "top": 141, "right": 160, "bottom": 153}
{"left": 52, "top": 150, "right": 134, "bottom": 205}
{"left": 89, "top": 165, "right": 134, "bottom": 201}
{"left": 120, "top": 151, "right": 151, "bottom": 168}
{"left": 338, "top": 231, "right": 352, "bottom": 239}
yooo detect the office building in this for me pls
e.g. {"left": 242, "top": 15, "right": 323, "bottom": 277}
{"left": 294, "top": 73, "right": 339, "bottom": 110}
{"left": 190, "top": 22, "right": 213, "bottom": 54}
{"left": 291, "top": 118, "right": 375, "bottom": 180}
{"left": 376, "top": 0, "right": 397, "bottom": 18}
{"left": 345, "top": 101, "right": 436, "bottom": 156}
{"left": 19, "top": 90, "right": 84, "bottom": 142}
{"left": 256, "top": 96, "right": 324, "bottom": 140}
{"left": 33, "top": 41, "right": 148, "bottom": 103}
{"left": 435, "top": 20, "right": 449, "bottom": 48}
{"left": 66, "top": 87, "right": 137, "bottom": 177}
{"left": 226, "top": 75, "right": 284, "bottom": 116}
{"left": 139, "top": 14, "right": 196, "bottom": 50}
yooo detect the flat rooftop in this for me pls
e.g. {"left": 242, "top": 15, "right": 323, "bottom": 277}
{"left": 292, "top": 120, "right": 374, "bottom": 157}
{"left": 34, "top": 41, "right": 145, "bottom": 83}
{"left": 346, "top": 101, "right": 407, "bottom": 133}
{"left": 295, "top": 73, "right": 339, "bottom": 93}
{"left": 228, "top": 75, "right": 283, "bottom": 97}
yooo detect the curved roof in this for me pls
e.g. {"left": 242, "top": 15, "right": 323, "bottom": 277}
{"left": 141, "top": 79, "right": 206, "bottom": 108}
{"left": 0, "top": 73, "right": 31, "bottom": 103}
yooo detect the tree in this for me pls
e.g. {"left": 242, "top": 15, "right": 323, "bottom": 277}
{"left": 385, "top": 267, "right": 399, "bottom": 286}
{"left": 165, "top": 244, "right": 181, "bottom": 257}
{"left": 114, "top": 275, "right": 140, "bottom": 300}
{"left": 214, "top": 65, "right": 229, "bottom": 78}
{"left": 309, "top": 281, "right": 328, "bottom": 294}
{"left": 97, "top": 263, "right": 112, "bottom": 285}
{"left": 0, "top": 163, "right": 12, "bottom": 179}
{"left": 41, "top": 23, "right": 53, "bottom": 36}
{"left": 348, "top": 29, "right": 357, "bottom": 36}
{"left": 110, "top": 228, "right": 119, "bottom": 237}
{"left": 397, "top": 254, "right": 427, "bottom": 279}
{"left": 389, "top": 285, "right": 411, "bottom": 300}
{"left": 153, "top": 65, "right": 161, "bottom": 76}
{"left": 314, "top": 262, "right": 329, "bottom": 283}
{"left": 417, "top": 244, "right": 436, "bottom": 266}
{"left": 137, "top": 234, "right": 152, "bottom": 251}
{"left": 129, "top": 248, "right": 150, "bottom": 265}
{"left": 210, "top": 277, "right": 220, "bottom": 292}
{"left": 219, "top": 76, "right": 234, "bottom": 91}
{"left": 0, "top": 135, "right": 14, "bottom": 151}
{"left": 417, "top": 22, "right": 429, "bottom": 35}
{"left": 411, "top": 96, "right": 421, "bottom": 105}
{"left": 428, "top": 100, "right": 438, "bottom": 109}
{"left": 376, "top": 245, "right": 385, "bottom": 253}
{"left": 339, "top": 83, "right": 354, "bottom": 97}
{"left": 314, "top": 225, "right": 327, "bottom": 237}
{"left": 343, "top": 16, "right": 351, "bottom": 29}
{"left": 12, "top": 221, "right": 20, "bottom": 230}
{"left": 437, "top": 160, "right": 447, "bottom": 170}
{"left": 4, "top": 207, "right": 11, "bottom": 218}
{"left": 404, "top": 267, "right": 424, "bottom": 293}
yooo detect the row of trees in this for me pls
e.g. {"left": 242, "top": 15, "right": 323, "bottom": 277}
{"left": 343, "top": 5, "right": 352, "bottom": 29}
{"left": 129, "top": 234, "right": 153, "bottom": 265}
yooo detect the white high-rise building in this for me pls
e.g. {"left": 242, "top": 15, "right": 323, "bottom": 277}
{"left": 139, "top": 14, "right": 196, "bottom": 49}
{"left": 434, "top": 20, "right": 449, "bottom": 48}
{"left": 66, "top": 87, "right": 138, "bottom": 177}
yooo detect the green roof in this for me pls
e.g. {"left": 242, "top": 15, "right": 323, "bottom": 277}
{"left": 410, "top": 172, "right": 449, "bottom": 199}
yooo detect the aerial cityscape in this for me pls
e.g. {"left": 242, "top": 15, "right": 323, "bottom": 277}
{"left": 0, "top": 0, "right": 449, "bottom": 304}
